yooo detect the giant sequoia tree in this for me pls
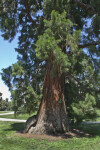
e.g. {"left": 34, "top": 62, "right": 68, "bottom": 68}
{"left": 0, "top": 0, "right": 100, "bottom": 134}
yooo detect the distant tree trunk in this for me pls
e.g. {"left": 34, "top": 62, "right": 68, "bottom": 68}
{"left": 24, "top": 61, "right": 69, "bottom": 134}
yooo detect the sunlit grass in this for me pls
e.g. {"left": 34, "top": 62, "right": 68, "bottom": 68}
{"left": 0, "top": 112, "right": 36, "bottom": 120}
{"left": 0, "top": 111, "right": 12, "bottom": 114}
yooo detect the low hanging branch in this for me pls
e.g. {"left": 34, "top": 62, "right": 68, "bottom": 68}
{"left": 78, "top": 41, "right": 100, "bottom": 48}
{"left": 25, "top": 0, "right": 37, "bottom": 26}
{"left": 72, "top": 0, "right": 96, "bottom": 13}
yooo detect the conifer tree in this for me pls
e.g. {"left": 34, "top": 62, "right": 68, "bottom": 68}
{"left": 0, "top": 0, "right": 100, "bottom": 134}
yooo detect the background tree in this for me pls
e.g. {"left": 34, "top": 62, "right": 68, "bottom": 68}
{"left": 0, "top": 92, "right": 12, "bottom": 111}
{"left": 0, "top": 0, "right": 100, "bottom": 134}
{"left": 1, "top": 60, "right": 43, "bottom": 114}
{"left": 0, "top": 92, "right": 3, "bottom": 109}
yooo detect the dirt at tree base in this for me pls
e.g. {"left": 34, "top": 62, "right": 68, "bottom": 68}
{"left": 16, "top": 129, "right": 91, "bottom": 141}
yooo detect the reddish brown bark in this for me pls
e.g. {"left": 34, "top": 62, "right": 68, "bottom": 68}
{"left": 25, "top": 62, "right": 69, "bottom": 134}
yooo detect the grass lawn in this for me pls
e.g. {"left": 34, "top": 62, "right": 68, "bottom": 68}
{"left": 95, "top": 109, "right": 100, "bottom": 121}
{"left": 0, "top": 112, "right": 36, "bottom": 120}
{"left": 0, "top": 110, "right": 100, "bottom": 149}
{"left": 0, "top": 121, "right": 100, "bottom": 150}
{"left": 0, "top": 111, "right": 12, "bottom": 114}
{"left": 0, "top": 113, "right": 31, "bottom": 120}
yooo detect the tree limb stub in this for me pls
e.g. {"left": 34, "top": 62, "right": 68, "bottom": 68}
{"left": 79, "top": 41, "right": 100, "bottom": 48}
{"left": 72, "top": 0, "right": 96, "bottom": 13}
{"left": 25, "top": 0, "right": 37, "bottom": 26}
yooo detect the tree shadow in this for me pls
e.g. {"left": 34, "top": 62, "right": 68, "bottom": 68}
{"left": 4, "top": 122, "right": 25, "bottom": 132}
{"left": 3, "top": 122, "right": 100, "bottom": 140}
{"left": 77, "top": 123, "right": 100, "bottom": 137}
{"left": 45, "top": 123, "right": 100, "bottom": 139}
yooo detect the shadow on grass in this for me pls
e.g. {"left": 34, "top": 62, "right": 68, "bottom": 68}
{"left": 78, "top": 123, "right": 100, "bottom": 137}
{"left": 50, "top": 123, "right": 100, "bottom": 139}
{"left": 4, "top": 122, "right": 25, "bottom": 132}
{"left": 3, "top": 122, "right": 100, "bottom": 140}
{"left": 47, "top": 123, "right": 100, "bottom": 139}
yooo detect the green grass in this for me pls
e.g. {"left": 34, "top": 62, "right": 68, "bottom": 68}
{"left": 0, "top": 113, "right": 30, "bottom": 120}
{"left": 0, "top": 110, "right": 100, "bottom": 149}
{"left": 0, "top": 121, "right": 100, "bottom": 150}
{"left": 0, "top": 112, "right": 36, "bottom": 120}
{"left": 95, "top": 109, "right": 100, "bottom": 121}
{"left": 0, "top": 111, "right": 12, "bottom": 114}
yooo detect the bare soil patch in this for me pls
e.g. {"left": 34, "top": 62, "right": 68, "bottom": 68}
{"left": 16, "top": 129, "right": 91, "bottom": 141}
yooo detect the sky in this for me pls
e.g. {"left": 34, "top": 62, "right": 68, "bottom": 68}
{"left": 0, "top": 34, "right": 18, "bottom": 101}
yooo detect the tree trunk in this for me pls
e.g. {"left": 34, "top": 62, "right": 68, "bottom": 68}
{"left": 24, "top": 61, "right": 69, "bottom": 134}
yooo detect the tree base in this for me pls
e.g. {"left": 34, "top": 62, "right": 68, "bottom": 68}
{"left": 24, "top": 112, "right": 69, "bottom": 135}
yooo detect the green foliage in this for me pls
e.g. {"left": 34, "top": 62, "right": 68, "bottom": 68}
{"left": 43, "top": 0, "right": 71, "bottom": 15}
{"left": 71, "top": 94, "right": 96, "bottom": 124}
{"left": 24, "top": 86, "right": 41, "bottom": 113}
{"left": 1, "top": 60, "right": 43, "bottom": 114}
{"left": 12, "top": 63, "right": 25, "bottom": 76}
{"left": 0, "top": 92, "right": 2, "bottom": 101}
{"left": 36, "top": 10, "right": 80, "bottom": 73}
{"left": 0, "top": 93, "right": 12, "bottom": 111}
{"left": 92, "top": 16, "right": 100, "bottom": 37}
{"left": 1, "top": 66, "right": 12, "bottom": 90}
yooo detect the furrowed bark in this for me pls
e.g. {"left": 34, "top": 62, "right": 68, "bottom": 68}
{"left": 24, "top": 61, "right": 69, "bottom": 134}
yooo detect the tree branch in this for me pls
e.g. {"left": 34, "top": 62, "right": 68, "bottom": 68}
{"left": 25, "top": 0, "right": 37, "bottom": 26}
{"left": 79, "top": 42, "right": 100, "bottom": 48}
{"left": 72, "top": 0, "right": 96, "bottom": 13}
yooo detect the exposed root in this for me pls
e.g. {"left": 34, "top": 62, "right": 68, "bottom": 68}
{"left": 23, "top": 115, "right": 37, "bottom": 133}
{"left": 27, "top": 119, "right": 69, "bottom": 135}
{"left": 28, "top": 122, "right": 55, "bottom": 134}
